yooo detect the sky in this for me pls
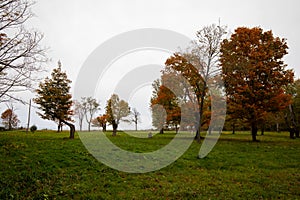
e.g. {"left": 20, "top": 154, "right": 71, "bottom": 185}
{"left": 4, "top": 0, "right": 299, "bottom": 130}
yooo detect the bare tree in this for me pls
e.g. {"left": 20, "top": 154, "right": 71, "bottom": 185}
{"left": 0, "top": 0, "right": 46, "bottom": 103}
{"left": 184, "top": 23, "right": 227, "bottom": 141}
{"left": 82, "top": 97, "right": 100, "bottom": 132}
{"left": 131, "top": 108, "right": 141, "bottom": 131}
{"left": 74, "top": 100, "right": 85, "bottom": 131}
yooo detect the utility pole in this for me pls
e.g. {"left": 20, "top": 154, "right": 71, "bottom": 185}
{"left": 26, "top": 99, "right": 31, "bottom": 133}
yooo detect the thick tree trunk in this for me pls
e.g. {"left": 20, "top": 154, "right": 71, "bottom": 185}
{"left": 296, "top": 129, "right": 300, "bottom": 138}
{"left": 195, "top": 128, "right": 201, "bottom": 143}
{"left": 251, "top": 122, "right": 258, "bottom": 142}
{"left": 112, "top": 121, "right": 118, "bottom": 136}
{"left": 195, "top": 82, "right": 207, "bottom": 142}
{"left": 135, "top": 123, "right": 137, "bottom": 131}
{"left": 289, "top": 128, "right": 295, "bottom": 139}
{"left": 159, "top": 128, "right": 164, "bottom": 134}
{"left": 102, "top": 124, "right": 106, "bottom": 132}
{"left": 61, "top": 119, "right": 75, "bottom": 139}
{"left": 194, "top": 111, "right": 202, "bottom": 142}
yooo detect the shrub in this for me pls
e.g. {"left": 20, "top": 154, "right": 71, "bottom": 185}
{"left": 30, "top": 125, "right": 37, "bottom": 133}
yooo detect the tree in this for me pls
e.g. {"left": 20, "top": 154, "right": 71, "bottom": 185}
{"left": 220, "top": 27, "right": 294, "bottom": 141}
{"left": 150, "top": 79, "right": 166, "bottom": 134}
{"left": 98, "top": 114, "right": 107, "bottom": 132}
{"left": 294, "top": 79, "right": 300, "bottom": 137}
{"left": 82, "top": 97, "right": 100, "bottom": 132}
{"left": 0, "top": 0, "right": 46, "bottom": 102}
{"left": 1, "top": 108, "right": 19, "bottom": 130}
{"left": 74, "top": 100, "right": 84, "bottom": 131}
{"left": 34, "top": 61, "right": 75, "bottom": 139}
{"left": 105, "top": 94, "right": 130, "bottom": 136}
{"left": 130, "top": 108, "right": 141, "bottom": 131}
{"left": 150, "top": 81, "right": 181, "bottom": 133}
{"left": 165, "top": 23, "right": 227, "bottom": 141}
{"left": 284, "top": 79, "right": 300, "bottom": 138}
{"left": 92, "top": 114, "right": 107, "bottom": 132}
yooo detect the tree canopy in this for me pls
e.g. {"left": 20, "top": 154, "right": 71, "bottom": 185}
{"left": 34, "top": 62, "right": 75, "bottom": 139}
{"left": 105, "top": 94, "right": 130, "bottom": 136}
{"left": 1, "top": 108, "right": 19, "bottom": 130}
{"left": 220, "top": 27, "right": 294, "bottom": 141}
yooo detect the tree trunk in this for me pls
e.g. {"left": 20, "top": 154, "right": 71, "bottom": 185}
{"left": 208, "top": 127, "right": 212, "bottom": 135}
{"left": 112, "top": 121, "right": 118, "bottom": 136}
{"left": 261, "top": 124, "right": 265, "bottom": 135}
{"left": 57, "top": 120, "right": 63, "bottom": 132}
{"left": 195, "top": 128, "right": 201, "bottom": 142}
{"left": 159, "top": 128, "right": 164, "bottom": 134}
{"left": 175, "top": 125, "right": 179, "bottom": 134}
{"left": 61, "top": 119, "right": 75, "bottom": 139}
{"left": 57, "top": 123, "right": 61, "bottom": 132}
{"left": 79, "top": 121, "right": 83, "bottom": 131}
{"left": 8, "top": 113, "right": 12, "bottom": 130}
{"left": 232, "top": 123, "right": 235, "bottom": 134}
{"left": 251, "top": 122, "right": 258, "bottom": 142}
{"left": 102, "top": 124, "right": 106, "bottom": 132}
{"left": 195, "top": 82, "right": 207, "bottom": 142}
{"left": 276, "top": 123, "right": 280, "bottom": 132}
{"left": 295, "top": 129, "right": 300, "bottom": 138}
{"left": 135, "top": 122, "right": 137, "bottom": 131}
{"left": 289, "top": 128, "right": 295, "bottom": 139}
{"left": 88, "top": 122, "right": 91, "bottom": 132}
{"left": 194, "top": 110, "right": 201, "bottom": 142}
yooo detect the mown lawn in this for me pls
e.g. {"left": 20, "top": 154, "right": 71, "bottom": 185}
{"left": 0, "top": 130, "right": 299, "bottom": 199}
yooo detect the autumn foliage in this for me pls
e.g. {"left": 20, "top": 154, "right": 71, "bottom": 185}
{"left": 1, "top": 108, "right": 19, "bottom": 130}
{"left": 220, "top": 27, "right": 294, "bottom": 141}
{"left": 150, "top": 83, "right": 181, "bottom": 133}
{"left": 34, "top": 62, "right": 75, "bottom": 139}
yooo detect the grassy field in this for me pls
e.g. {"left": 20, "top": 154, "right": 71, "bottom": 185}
{"left": 0, "top": 130, "right": 299, "bottom": 199}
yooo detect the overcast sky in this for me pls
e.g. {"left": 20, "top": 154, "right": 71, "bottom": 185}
{"left": 7, "top": 0, "right": 300, "bottom": 130}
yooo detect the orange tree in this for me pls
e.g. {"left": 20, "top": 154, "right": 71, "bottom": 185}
{"left": 150, "top": 81, "right": 181, "bottom": 134}
{"left": 95, "top": 114, "right": 107, "bottom": 132}
{"left": 1, "top": 108, "right": 19, "bottom": 130}
{"left": 164, "top": 54, "right": 205, "bottom": 138}
{"left": 220, "top": 27, "right": 294, "bottom": 141}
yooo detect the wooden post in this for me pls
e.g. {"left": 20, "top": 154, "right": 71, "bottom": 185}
{"left": 26, "top": 99, "right": 31, "bottom": 133}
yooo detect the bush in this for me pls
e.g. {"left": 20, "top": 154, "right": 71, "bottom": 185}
{"left": 30, "top": 125, "right": 37, "bottom": 133}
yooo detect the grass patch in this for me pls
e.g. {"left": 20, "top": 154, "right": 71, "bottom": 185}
{"left": 0, "top": 130, "right": 299, "bottom": 199}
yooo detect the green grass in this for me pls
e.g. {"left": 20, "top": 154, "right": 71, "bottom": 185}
{"left": 0, "top": 130, "right": 299, "bottom": 199}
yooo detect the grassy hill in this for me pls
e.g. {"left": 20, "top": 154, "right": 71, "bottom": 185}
{"left": 0, "top": 130, "right": 299, "bottom": 199}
